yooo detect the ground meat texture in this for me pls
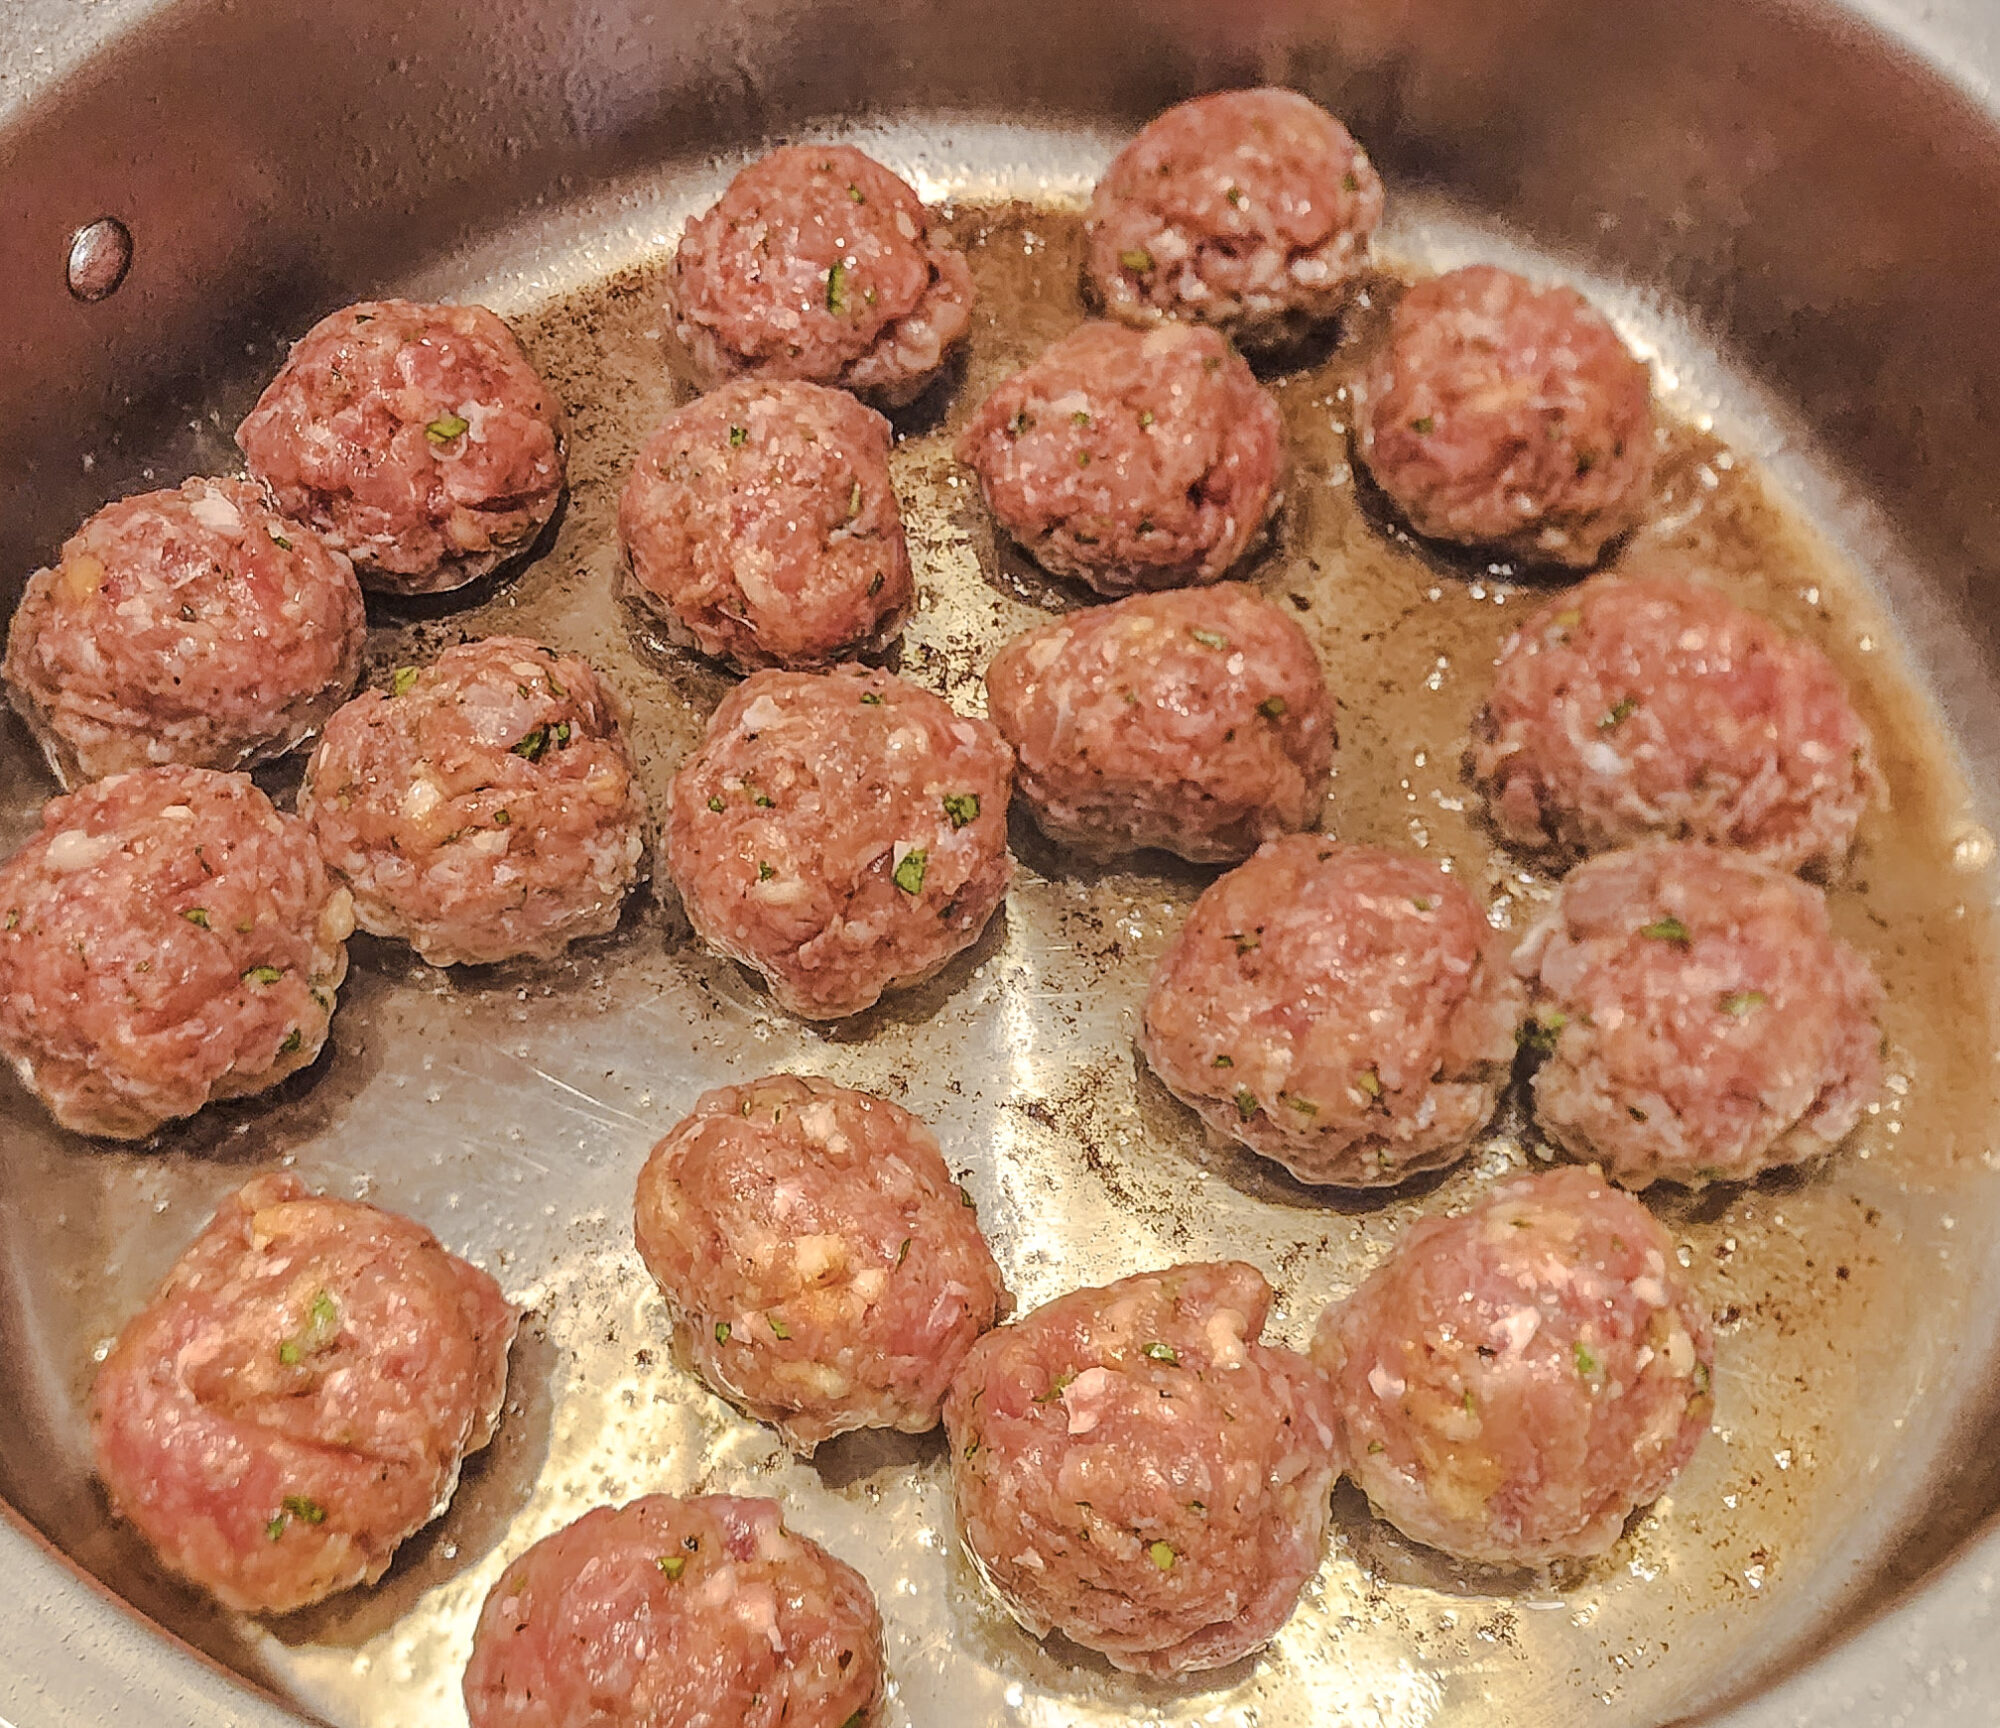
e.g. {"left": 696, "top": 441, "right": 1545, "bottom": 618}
{"left": 985, "top": 583, "right": 1332, "bottom": 862}
{"left": 1084, "top": 87, "right": 1384, "bottom": 351}
{"left": 957, "top": 320, "right": 1285, "bottom": 596}
{"left": 619, "top": 378, "right": 914, "bottom": 672}
{"left": 463, "top": 1494, "right": 882, "bottom": 1728}
{"left": 1315, "top": 1166, "right": 1714, "bottom": 1566}
{"left": 1470, "top": 573, "right": 1880, "bottom": 873}
{"left": 1355, "top": 265, "right": 1656, "bottom": 568}
{"left": 0, "top": 767, "right": 354, "bottom": 1140}
{"left": 668, "top": 144, "right": 975, "bottom": 408}
{"left": 663, "top": 666, "right": 1013, "bottom": 1019}
{"left": 299, "top": 636, "right": 648, "bottom": 968}
{"left": 1142, "top": 837, "right": 1523, "bottom": 1186}
{"left": 236, "top": 298, "right": 565, "bottom": 595}
{"left": 3, "top": 479, "right": 364, "bottom": 788}
{"left": 90, "top": 1174, "right": 517, "bottom": 1614}
{"left": 1514, "top": 840, "right": 1883, "bottom": 1188}
{"left": 944, "top": 1261, "right": 1339, "bottom": 1677}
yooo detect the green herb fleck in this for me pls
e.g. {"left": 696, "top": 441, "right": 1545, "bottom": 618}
{"left": 284, "top": 1495, "right": 327, "bottom": 1524}
{"left": 1692, "top": 1361, "right": 1713, "bottom": 1394}
{"left": 1628, "top": 1104, "right": 1650, "bottom": 1123}
{"left": 1070, "top": 408, "right": 1092, "bottom": 429}
{"left": 1148, "top": 1541, "right": 1176, "bottom": 1571}
{"left": 268, "top": 530, "right": 292, "bottom": 550}
{"left": 1075, "top": 450, "right": 1091, "bottom": 468}
{"left": 867, "top": 572, "right": 884, "bottom": 596}
{"left": 656, "top": 1554, "right": 687, "bottom": 1580}
{"left": 1720, "top": 990, "right": 1768, "bottom": 1017}
{"left": 1034, "top": 1370, "right": 1077, "bottom": 1404}
{"left": 511, "top": 725, "right": 550, "bottom": 761}
{"left": 1120, "top": 248, "right": 1155, "bottom": 273}
{"left": 279, "top": 1028, "right": 303, "bottom": 1055}
{"left": 1574, "top": 1340, "right": 1600, "bottom": 1377}
{"left": 847, "top": 480, "right": 863, "bottom": 519}
{"left": 1518, "top": 1010, "right": 1568, "bottom": 1053}
{"left": 859, "top": 691, "right": 883, "bottom": 705}
{"left": 389, "top": 665, "right": 419, "bottom": 698}
{"left": 1007, "top": 409, "right": 1032, "bottom": 438}
{"left": 893, "top": 849, "right": 927, "bottom": 895}
{"left": 1257, "top": 695, "right": 1288, "bottom": 719}
{"left": 1639, "top": 915, "right": 1692, "bottom": 946}
{"left": 1410, "top": 416, "right": 1436, "bottom": 435}
{"left": 3, "top": 910, "right": 17, "bottom": 932}
{"left": 728, "top": 424, "right": 749, "bottom": 448}
{"left": 847, "top": 183, "right": 866, "bottom": 203}
{"left": 182, "top": 907, "right": 211, "bottom": 929}
{"left": 1143, "top": 1341, "right": 1178, "bottom": 1364}
{"left": 715, "top": 1321, "right": 731, "bottom": 1343}
{"left": 1234, "top": 1088, "right": 1259, "bottom": 1122}
{"left": 826, "top": 260, "right": 848, "bottom": 313}
{"left": 1355, "top": 1068, "right": 1383, "bottom": 1098}
{"left": 1462, "top": 1387, "right": 1477, "bottom": 1413}
{"left": 959, "top": 1184, "right": 976, "bottom": 1208}
{"left": 243, "top": 964, "right": 284, "bottom": 986}
{"left": 1343, "top": 170, "right": 1361, "bottom": 192}
{"left": 493, "top": 808, "right": 511, "bottom": 828}
{"left": 425, "top": 412, "right": 469, "bottom": 444}
{"left": 1552, "top": 609, "right": 1583, "bottom": 632}
{"left": 768, "top": 1315, "right": 791, "bottom": 1340}
{"left": 1288, "top": 1096, "right": 1320, "bottom": 1117}
{"left": 1137, "top": 408, "right": 1156, "bottom": 429}
{"left": 708, "top": 793, "right": 727, "bottom": 813}
{"left": 1233, "top": 932, "right": 1259, "bottom": 955}
{"left": 1212, "top": 1054, "right": 1233, "bottom": 1068}
{"left": 1225, "top": 185, "right": 1245, "bottom": 206}
{"left": 1599, "top": 695, "right": 1638, "bottom": 730}
{"left": 751, "top": 789, "right": 775, "bottom": 808}
{"left": 1189, "top": 627, "right": 1229, "bottom": 650}
{"left": 758, "top": 861, "right": 777, "bottom": 881}
{"left": 896, "top": 1237, "right": 912, "bottom": 1266}
{"left": 943, "top": 792, "right": 980, "bottom": 829}
{"left": 266, "top": 1514, "right": 288, "bottom": 1541}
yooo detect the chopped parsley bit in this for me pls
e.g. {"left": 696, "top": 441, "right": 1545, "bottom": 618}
{"left": 279, "top": 1289, "right": 340, "bottom": 1365}
{"left": 3, "top": 910, "right": 17, "bottom": 932}
{"left": 1355, "top": 1068, "right": 1383, "bottom": 1099}
{"left": 1070, "top": 408, "right": 1092, "bottom": 429}
{"left": 825, "top": 260, "right": 848, "bottom": 313}
{"left": 1137, "top": 409, "right": 1156, "bottom": 428}
{"left": 425, "top": 412, "right": 470, "bottom": 444}
{"left": 286, "top": 1495, "right": 326, "bottom": 1523}
{"left": 896, "top": 1237, "right": 912, "bottom": 1266}
{"left": 512, "top": 725, "right": 551, "bottom": 761}
{"left": 847, "top": 183, "right": 866, "bottom": 203}
{"left": 943, "top": 792, "right": 981, "bottom": 829}
{"left": 279, "top": 1028, "right": 303, "bottom": 1055}
{"left": 242, "top": 964, "right": 284, "bottom": 986}
{"left": 1628, "top": 1104, "right": 1650, "bottom": 1123}
{"left": 1461, "top": 1388, "right": 1477, "bottom": 1413}
{"left": 709, "top": 793, "right": 726, "bottom": 812}
{"left": 959, "top": 1184, "right": 977, "bottom": 1209}
{"left": 1518, "top": 1010, "right": 1568, "bottom": 1053}
{"left": 1212, "top": 1054, "right": 1233, "bottom": 1068}
{"left": 963, "top": 1435, "right": 981, "bottom": 1460}
{"left": 1007, "top": 409, "right": 1033, "bottom": 438}
{"left": 859, "top": 691, "right": 884, "bottom": 705}
{"left": 893, "top": 849, "right": 928, "bottom": 895}
{"left": 757, "top": 861, "right": 777, "bottom": 881}
{"left": 1148, "top": 1541, "right": 1176, "bottom": 1571}
{"left": 354, "top": 312, "right": 374, "bottom": 323}
{"left": 1411, "top": 896, "right": 1435, "bottom": 912}
{"left": 1189, "top": 627, "right": 1229, "bottom": 650}
{"left": 1410, "top": 415, "right": 1436, "bottom": 435}
{"left": 390, "top": 665, "right": 419, "bottom": 697}
{"left": 1075, "top": 450, "right": 1092, "bottom": 468}
{"left": 1288, "top": 1096, "right": 1319, "bottom": 1117}
{"left": 1720, "top": 990, "right": 1768, "bottom": 1017}
{"left": 1120, "top": 247, "right": 1155, "bottom": 273}
{"left": 1034, "top": 1370, "right": 1077, "bottom": 1404}
{"left": 751, "top": 790, "right": 775, "bottom": 808}
{"left": 768, "top": 1315, "right": 791, "bottom": 1340}
{"left": 715, "top": 1321, "right": 731, "bottom": 1343}
{"left": 1574, "top": 1340, "right": 1600, "bottom": 1377}
{"left": 867, "top": 572, "right": 885, "bottom": 596}
{"left": 265, "top": 1515, "right": 288, "bottom": 1541}
{"left": 1225, "top": 185, "right": 1245, "bottom": 206}
{"left": 656, "top": 1554, "right": 688, "bottom": 1580}
{"left": 1366, "top": 1438, "right": 1386, "bottom": 1455}
{"left": 1257, "top": 695, "right": 1288, "bottom": 719}
{"left": 1599, "top": 695, "right": 1638, "bottom": 730}
{"left": 1232, "top": 932, "right": 1259, "bottom": 955}
{"left": 728, "top": 424, "right": 748, "bottom": 447}
{"left": 182, "top": 907, "right": 212, "bottom": 929}
{"left": 848, "top": 480, "right": 863, "bottom": 518}
{"left": 545, "top": 669, "right": 568, "bottom": 699}
{"left": 551, "top": 721, "right": 572, "bottom": 750}
{"left": 1343, "top": 170, "right": 1361, "bottom": 192}
{"left": 1234, "top": 1088, "right": 1260, "bottom": 1122}
{"left": 1692, "top": 1361, "right": 1713, "bottom": 1394}
{"left": 493, "top": 808, "right": 511, "bottom": 827}
{"left": 1639, "top": 915, "right": 1692, "bottom": 946}
{"left": 268, "top": 530, "right": 292, "bottom": 550}
{"left": 1143, "top": 1341, "right": 1178, "bottom": 1363}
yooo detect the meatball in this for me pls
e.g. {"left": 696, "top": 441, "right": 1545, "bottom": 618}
{"left": 634, "top": 1075, "right": 1009, "bottom": 1452}
{"left": 1514, "top": 840, "right": 1883, "bottom": 1188}
{"left": 944, "top": 1261, "right": 1340, "bottom": 1677}
{"left": 299, "top": 637, "right": 648, "bottom": 968}
{"left": 663, "top": 666, "right": 1013, "bottom": 1019}
{"left": 237, "top": 298, "right": 565, "bottom": 595}
{"left": 463, "top": 1494, "right": 882, "bottom": 1728}
{"left": 619, "top": 378, "right": 914, "bottom": 672}
{"left": 668, "top": 144, "right": 975, "bottom": 408}
{"left": 1355, "top": 265, "right": 1655, "bottom": 568}
{"left": 1142, "top": 837, "right": 1523, "bottom": 1186}
{"left": 956, "top": 319, "right": 1285, "bottom": 595}
{"left": 1470, "top": 572, "right": 1880, "bottom": 874}
{"left": 985, "top": 583, "right": 1332, "bottom": 861}
{"left": 1084, "top": 87, "right": 1385, "bottom": 351}
{"left": 91, "top": 1174, "right": 517, "bottom": 1614}
{"left": 1314, "top": 1166, "right": 1713, "bottom": 1566}
{"left": 3, "top": 479, "right": 365, "bottom": 787}
{"left": 0, "top": 766, "right": 354, "bottom": 1140}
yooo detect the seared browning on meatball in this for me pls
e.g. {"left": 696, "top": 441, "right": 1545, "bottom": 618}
{"left": 619, "top": 378, "right": 914, "bottom": 672}
{"left": 1356, "top": 265, "right": 1655, "bottom": 568}
{"left": 462, "top": 1495, "right": 883, "bottom": 1728}
{"left": 1313, "top": 1165, "right": 1714, "bottom": 1566}
{"left": 1471, "top": 573, "right": 1880, "bottom": 873}
{"left": 3, "top": 479, "right": 364, "bottom": 787}
{"left": 1085, "top": 87, "right": 1384, "bottom": 351}
{"left": 300, "top": 637, "right": 648, "bottom": 968}
{"left": 237, "top": 298, "right": 565, "bottom": 595}
{"left": 91, "top": 1174, "right": 517, "bottom": 1614}
{"left": 1142, "top": 837, "right": 1524, "bottom": 1186}
{"left": 663, "top": 667, "right": 1013, "bottom": 1019}
{"left": 1515, "top": 841, "right": 1883, "bottom": 1188}
{"left": 634, "top": 1074, "right": 1010, "bottom": 1453}
{"left": 985, "top": 583, "right": 1332, "bottom": 861}
{"left": 956, "top": 320, "right": 1285, "bottom": 595}
{"left": 945, "top": 1261, "right": 1340, "bottom": 1677}
{"left": 0, "top": 766, "right": 354, "bottom": 1139}
{"left": 669, "top": 144, "right": 976, "bottom": 408}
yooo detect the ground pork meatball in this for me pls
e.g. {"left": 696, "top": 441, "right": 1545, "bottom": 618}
{"left": 3, "top": 479, "right": 364, "bottom": 787}
{"left": 236, "top": 298, "right": 565, "bottom": 595}
{"left": 0, "top": 766, "right": 354, "bottom": 1139}
{"left": 956, "top": 320, "right": 1285, "bottom": 595}
{"left": 91, "top": 1174, "right": 517, "bottom": 1614}
{"left": 1313, "top": 1165, "right": 1714, "bottom": 1566}
{"left": 1355, "top": 265, "right": 1655, "bottom": 568}
{"left": 663, "top": 666, "right": 1013, "bottom": 1019}
{"left": 634, "top": 1074, "right": 1010, "bottom": 1453}
{"left": 619, "top": 378, "right": 914, "bottom": 672}
{"left": 945, "top": 1261, "right": 1340, "bottom": 1677}
{"left": 463, "top": 1494, "right": 882, "bottom": 1728}
{"left": 1514, "top": 841, "right": 1883, "bottom": 1188}
{"left": 1142, "top": 837, "right": 1523, "bottom": 1186}
{"left": 1084, "top": 87, "right": 1384, "bottom": 351}
{"left": 1470, "top": 573, "right": 1880, "bottom": 874}
{"left": 299, "top": 636, "right": 648, "bottom": 968}
{"left": 668, "top": 144, "right": 975, "bottom": 408}
{"left": 985, "top": 583, "right": 1332, "bottom": 861}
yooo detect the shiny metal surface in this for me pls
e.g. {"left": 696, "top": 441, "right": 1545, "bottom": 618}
{"left": 5, "top": 5, "right": 2000, "bottom": 1728}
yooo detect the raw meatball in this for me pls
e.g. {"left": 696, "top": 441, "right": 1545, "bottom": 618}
{"left": 985, "top": 583, "right": 1332, "bottom": 861}
{"left": 1355, "top": 265, "right": 1655, "bottom": 568}
{"left": 3, "top": 479, "right": 364, "bottom": 787}
{"left": 463, "top": 1494, "right": 882, "bottom": 1728}
{"left": 619, "top": 378, "right": 914, "bottom": 672}
{"left": 0, "top": 766, "right": 354, "bottom": 1140}
{"left": 1142, "top": 837, "right": 1523, "bottom": 1186}
{"left": 1514, "top": 840, "right": 1883, "bottom": 1188}
{"left": 956, "top": 320, "right": 1285, "bottom": 595}
{"left": 1084, "top": 87, "right": 1384, "bottom": 350}
{"left": 668, "top": 144, "right": 975, "bottom": 408}
{"left": 1313, "top": 1165, "right": 1714, "bottom": 1566}
{"left": 91, "top": 1173, "right": 517, "bottom": 1614}
{"left": 1470, "top": 572, "right": 1880, "bottom": 874}
{"left": 634, "top": 1075, "right": 1010, "bottom": 1453}
{"left": 237, "top": 298, "right": 565, "bottom": 595}
{"left": 663, "top": 666, "right": 1013, "bottom": 1019}
{"left": 944, "top": 1261, "right": 1340, "bottom": 1677}
{"left": 299, "top": 637, "right": 648, "bottom": 968}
